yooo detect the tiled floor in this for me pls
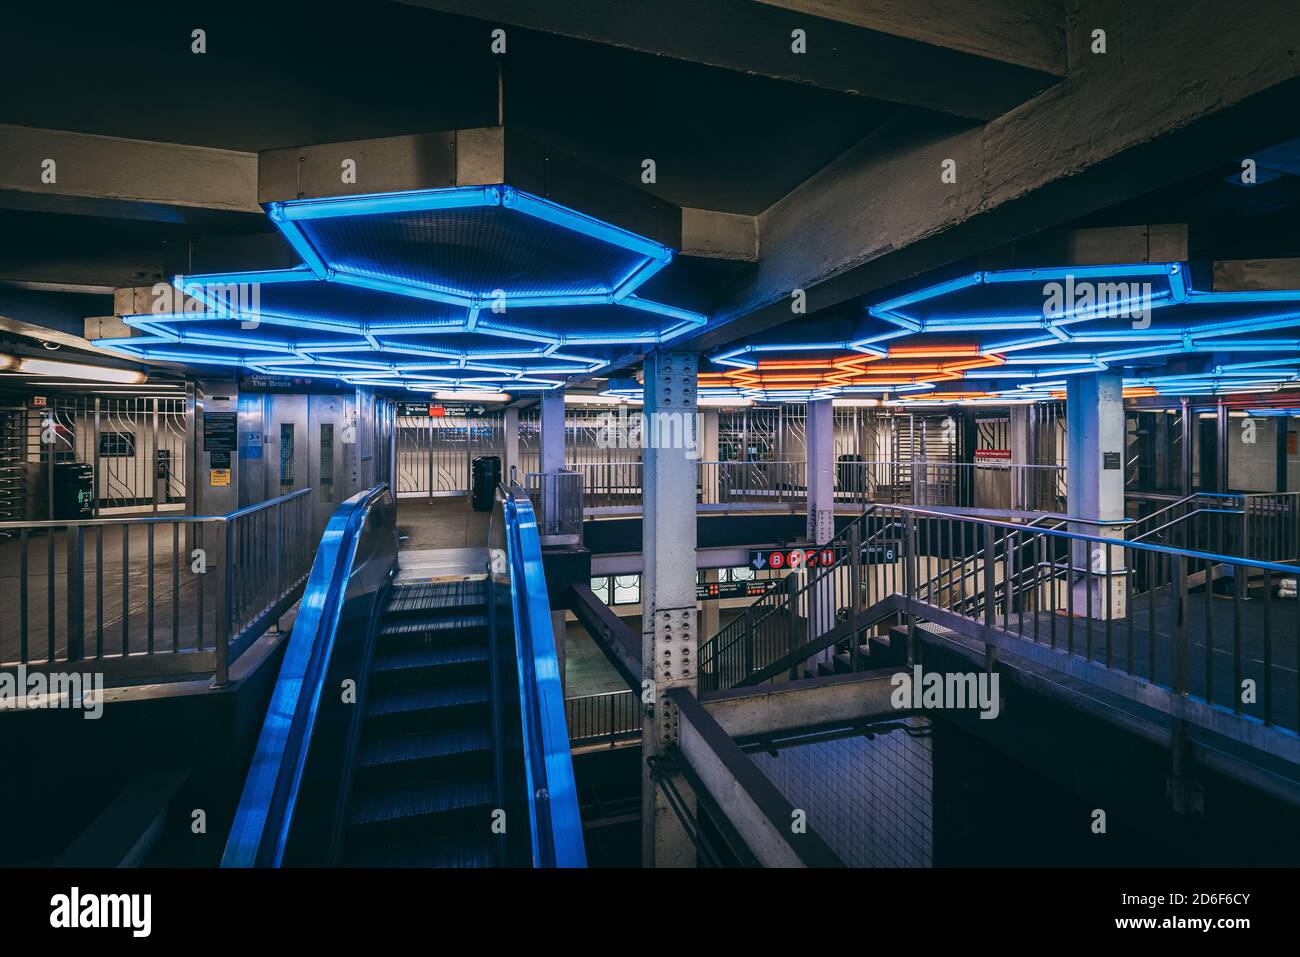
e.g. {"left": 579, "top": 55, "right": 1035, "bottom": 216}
{"left": 395, "top": 496, "right": 493, "bottom": 550}
{"left": 563, "top": 618, "right": 637, "bottom": 697}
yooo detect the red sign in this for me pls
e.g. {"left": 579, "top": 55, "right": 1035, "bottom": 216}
{"left": 750, "top": 547, "right": 836, "bottom": 571}
{"left": 429, "top": 404, "right": 446, "bottom": 417}
{"left": 975, "top": 448, "right": 1011, "bottom": 460}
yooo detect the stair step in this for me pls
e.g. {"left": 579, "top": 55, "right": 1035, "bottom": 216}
{"left": 379, "top": 613, "right": 488, "bottom": 638}
{"left": 348, "top": 774, "right": 494, "bottom": 829}
{"left": 385, "top": 580, "right": 487, "bottom": 615}
{"left": 365, "top": 683, "right": 490, "bottom": 722}
{"left": 359, "top": 727, "right": 493, "bottom": 771}
{"left": 372, "top": 644, "right": 489, "bottom": 674}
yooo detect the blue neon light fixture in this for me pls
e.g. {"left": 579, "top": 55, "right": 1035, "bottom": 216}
{"left": 93, "top": 185, "right": 709, "bottom": 391}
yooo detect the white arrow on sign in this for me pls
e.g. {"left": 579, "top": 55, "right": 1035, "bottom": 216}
{"left": 752, "top": 553, "right": 767, "bottom": 569}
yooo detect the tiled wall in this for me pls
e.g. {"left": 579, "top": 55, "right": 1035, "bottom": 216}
{"left": 750, "top": 718, "right": 933, "bottom": 867}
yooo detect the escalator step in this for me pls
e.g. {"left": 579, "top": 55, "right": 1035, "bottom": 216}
{"left": 359, "top": 727, "right": 492, "bottom": 770}
{"left": 379, "top": 613, "right": 488, "bottom": 637}
{"left": 385, "top": 581, "right": 487, "bottom": 615}
{"left": 348, "top": 773, "right": 494, "bottom": 828}
{"left": 371, "top": 644, "right": 489, "bottom": 674}
{"left": 365, "top": 683, "right": 489, "bottom": 718}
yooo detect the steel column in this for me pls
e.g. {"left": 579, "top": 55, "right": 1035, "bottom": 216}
{"left": 640, "top": 351, "right": 699, "bottom": 868}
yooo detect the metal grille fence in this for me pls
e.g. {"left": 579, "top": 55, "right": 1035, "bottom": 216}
{"left": 0, "top": 487, "right": 313, "bottom": 684}
{"left": 565, "top": 689, "right": 640, "bottom": 747}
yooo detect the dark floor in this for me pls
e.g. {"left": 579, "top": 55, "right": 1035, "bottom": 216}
{"left": 1005, "top": 583, "right": 1300, "bottom": 733}
{"left": 395, "top": 495, "right": 492, "bottom": 550}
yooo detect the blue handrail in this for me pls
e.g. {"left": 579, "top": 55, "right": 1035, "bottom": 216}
{"left": 502, "top": 490, "right": 587, "bottom": 867}
{"left": 222, "top": 484, "right": 395, "bottom": 867}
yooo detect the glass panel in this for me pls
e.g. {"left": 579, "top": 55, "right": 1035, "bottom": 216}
{"left": 280, "top": 423, "right": 295, "bottom": 486}
{"left": 613, "top": 574, "right": 640, "bottom": 605}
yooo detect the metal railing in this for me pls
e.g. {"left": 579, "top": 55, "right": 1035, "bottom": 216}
{"left": 571, "top": 457, "right": 1066, "bottom": 516}
{"left": 223, "top": 485, "right": 398, "bottom": 866}
{"left": 526, "top": 469, "right": 584, "bottom": 544}
{"left": 0, "top": 488, "right": 314, "bottom": 685}
{"left": 832, "top": 459, "right": 1066, "bottom": 512}
{"left": 565, "top": 689, "right": 641, "bottom": 748}
{"left": 699, "top": 502, "right": 1300, "bottom": 763}
{"left": 1127, "top": 491, "right": 1300, "bottom": 565}
{"left": 498, "top": 484, "right": 587, "bottom": 867}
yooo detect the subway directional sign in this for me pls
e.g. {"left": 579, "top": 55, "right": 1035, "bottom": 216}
{"left": 749, "top": 546, "right": 836, "bottom": 570}
{"left": 696, "top": 579, "right": 781, "bottom": 601}
{"left": 749, "top": 541, "right": 899, "bottom": 571}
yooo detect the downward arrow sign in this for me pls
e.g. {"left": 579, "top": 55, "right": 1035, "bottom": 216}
{"left": 752, "top": 553, "right": 767, "bottom": 569}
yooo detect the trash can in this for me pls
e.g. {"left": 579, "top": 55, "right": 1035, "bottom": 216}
{"left": 837, "top": 454, "right": 864, "bottom": 493}
{"left": 53, "top": 462, "right": 94, "bottom": 520}
{"left": 471, "top": 455, "right": 501, "bottom": 512}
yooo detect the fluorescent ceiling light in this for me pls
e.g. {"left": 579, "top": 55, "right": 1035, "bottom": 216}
{"left": 432, "top": 390, "right": 511, "bottom": 402}
{"left": 0, "top": 353, "right": 147, "bottom": 384}
{"left": 564, "top": 394, "right": 633, "bottom": 406}
{"left": 698, "top": 396, "right": 752, "bottom": 407}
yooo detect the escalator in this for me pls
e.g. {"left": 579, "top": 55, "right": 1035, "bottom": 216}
{"left": 222, "top": 483, "right": 584, "bottom": 868}
{"left": 344, "top": 579, "right": 518, "bottom": 867}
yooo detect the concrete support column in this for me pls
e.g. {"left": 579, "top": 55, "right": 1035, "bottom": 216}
{"left": 641, "top": 352, "right": 699, "bottom": 867}
{"left": 503, "top": 405, "right": 521, "bottom": 485}
{"left": 1066, "top": 371, "right": 1126, "bottom": 618}
{"left": 1010, "top": 405, "right": 1032, "bottom": 510}
{"left": 805, "top": 399, "right": 836, "bottom": 666}
{"left": 540, "top": 390, "right": 566, "bottom": 474}
{"left": 700, "top": 409, "right": 719, "bottom": 504}
{"left": 805, "top": 399, "right": 835, "bottom": 544}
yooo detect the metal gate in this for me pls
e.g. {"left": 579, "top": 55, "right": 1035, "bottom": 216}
{"left": 395, "top": 411, "right": 506, "bottom": 497}
{"left": 15, "top": 394, "right": 190, "bottom": 519}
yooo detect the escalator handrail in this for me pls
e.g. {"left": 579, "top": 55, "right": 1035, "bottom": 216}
{"left": 501, "top": 488, "right": 587, "bottom": 868}
{"left": 222, "top": 483, "right": 395, "bottom": 867}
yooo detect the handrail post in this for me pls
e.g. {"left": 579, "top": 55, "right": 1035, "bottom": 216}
{"left": 1174, "top": 553, "right": 1188, "bottom": 695}
{"left": 66, "top": 525, "right": 85, "bottom": 661}
{"left": 786, "top": 571, "right": 800, "bottom": 680}
{"left": 212, "top": 520, "right": 233, "bottom": 689}
{"left": 903, "top": 511, "right": 917, "bottom": 663}
{"left": 983, "top": 524, "right": 996, "bottom": 630}
{"left": 848, "top": 523, "right": 863, "bottom": 672}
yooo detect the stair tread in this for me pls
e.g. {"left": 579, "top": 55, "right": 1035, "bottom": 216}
{"left": 372, "top": 645, "right": 489, "bottom": 672}
{"left": 380, "top": 613, "right": 488, "bottom": 637}
{"left": 349, "top": 774, "right": 494, "bottom": 827}
{"left": 365, "top": 683, "right": 490, "bottom": 717}
{"left": 359, "top": 727, "right": 493, "bottom": 769}
{"left": 385, "top": 581, "right": 486, "bottom": 614}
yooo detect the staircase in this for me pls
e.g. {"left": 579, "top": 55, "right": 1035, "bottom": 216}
{"left": 343, "top": 579, "right": 519, "bottom": 867}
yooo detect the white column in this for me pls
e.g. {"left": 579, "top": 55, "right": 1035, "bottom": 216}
{"left": 699, "top": 408, "right": 719, "bottom": 504}
{"left": 1066, "top": 371, "right": 1126, "bottom": 618}
{"left": 540, "top": 390, "right": 565, "bottom": 474}
{"left": 641, "top": 352, "right": 699, "bottom": 867}
{"left": 806, "top": 399, "right": 835, "bottom": 544}
{"left": 1010, "top": 405, "right": 1032, "bottom": 510}
{"left": 503, "top": 405, "right": 521, "bottom": 485}
{"left": 805, "top": 399, "right": 836, "bottom": 665}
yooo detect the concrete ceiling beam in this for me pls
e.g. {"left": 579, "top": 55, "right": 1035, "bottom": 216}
{"left": 397, "top": 0, "right": 1062, "bottom": 119}
{"left": 682, "top": 0, "right": 1300, "bottom": 353}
